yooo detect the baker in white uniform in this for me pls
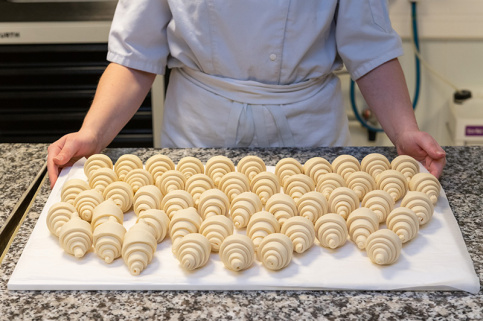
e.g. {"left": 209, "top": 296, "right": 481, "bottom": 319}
{"left": 47, "top": 0, "right": 446, "bottom": 186}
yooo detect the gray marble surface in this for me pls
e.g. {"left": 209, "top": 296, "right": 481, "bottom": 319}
{"left": 1, "top": 145, "right": 482, "bottom": 320}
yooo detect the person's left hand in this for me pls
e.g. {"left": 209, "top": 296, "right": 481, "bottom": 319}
{"left": 393, "top": 129, "right": 446, "bottom": 178}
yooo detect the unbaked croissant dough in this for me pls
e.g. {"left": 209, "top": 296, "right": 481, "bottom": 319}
{"left": 185, "top": 173, "right": 215, "bottom": 209}
{"left": 315, "top": 173, "right": 346, "bottom": 200}
{"left": 314, "top": 213, "right": 348, "bottom": 249}
{"left": 137, "top": 209, "right": 170, "bottom": 243}
{"left": 360, "top": 153, "right": 390, "bottom": 180}
{"left": 176, "top": 156, "right": 204, "bottom": 179}
{"left": 156, "top": 170, "right": 186, "bottom": 195}
{"left": 205, "top": 155, "right": 235, "bottom": 187}
{"left": 237, "top": 155, "right": 266, "bottom": 182}
{"left": 346, "top": 171, "right": 376, "bottom": 201}
{"left": 401, "top": 191, "right": 434, "bottom": 225}
{"left": 303, "top": 157, "right": 333, "bottom": 185}
{"left": 328, "top": 187, "right": 359, "bottom": 220}
{"left": 391, "top": 155, "right": 420, "bottom": 183}
{"left": 257, "top": 233, "right": 293, "bottom": 271}
{"left": 199, "top": 215, "right": 234, "bottom": 252}
{"left": 93, "top": 216, "right": 126, "bottom": 264}
{"left": 265, "top": 193, "right": 297, "bottom": 227}
{"left": 160, "top": 190, "right": 194, "bottom": 220}
{"left": 246, "top": 211, "right": 280, "bottom": 251}
{"left": 274, "top": 157, "right": 303, "bottom": 186}
{"left": 230, "top": 191, "right": 263, "bottom": 229}
{"left": 133, "top": 185, "right": 162, "bottom": 217}
{"left": 173, "top": 233, "right": 211, "bottom": 271}
{"left": 376, "top": 169, "right": 408, "bottom": 202}
{"left": 296, "top": 191, "right": 328, "bottom": 225}
{"left": 145, "top": 154, "right": 175, "bottom": 185}
{"left": 386, "top": 207, "right": 419, "bottom": 243}
{"left": 91, "top": 199, "right": 124, "bottom": 230}
{"left": 250, "top": 171, "right": 281, "bottom": 205}
{"left": 103, "top": 181, "right": 134, "bottom": 213}
{"left": 346, "top": 207, "right": 379, "bottom": 250}
{"left": 219, "top": 172, "right": 250, "bottom": 203}
{"left": 74, "top": 189, "right": 104, "bottom": 222}
{"left": 114, "top": 154, "right": 143, "bottom": 181}
{"left": 58, "top": 212, "right": 93, "bottom": 258}
{"left": 219, "top": 234, "right": 255, "bottom": 271}
{"left": 280, "top": 216, "right": 315, "bottom": 254}
{"left": 361, "top": 190, "right": 395, "bottom": 223}
{"left": 197, "top": 189, "right": 230, "bottom": 219}
{"left": 61, "top": 179, "right": 90, "bottom": 205}
{"left": 122, "top": 219, "right": 157, "bottom": 275}
{"left": 332, "top": 155, "right": 361, "bottom": 180}
{"left": 88, "top": 168, "right": 118, "bottom": 193}
{"left": 409, "top": 172, "right": 441, "bottom": 205}
{"left": 84, "top": 154, "right": 113, "bottom": 180}
{"left": 365, "top": 229, "right": 402, "bottom": 265}
{"left": 124, "top": 168, "right": 154, "bottom": 194}
{"left": 46, "top": 201, "right": 77, "bottom": 237}
{"left": 169, "top": 207, "right": 203, "bottom": 251}
{"left": 283, "top": 174, "right": 315, "bottom": 202}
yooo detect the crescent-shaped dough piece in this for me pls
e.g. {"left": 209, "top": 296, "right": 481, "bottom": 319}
{"left": 283, "top": 174, "right": 315, "bottom": 202}
{"left": 103, "top": 181, "right": 134, "bottom": 213}
{"left": 58, "top": 212, "right": 93, "bottom": 258}
{"left": 346, "top": 171, "right": 376, "bottom": 201}
{"left": 219, "top": 172, "right": 250, "bottom": 203}
{"left": 230, "top": 191, "right": 263, "bottom": 229}
{"left": 265, "top": 193, "right": 297, "bottom": 227}
{"left": 74, "top": 189, "right": 104, "bottom": 222}
{"left": 346, "top": 207, "right": 379, "bottom": 250}
{"left": 360, "top": 153, "right": 390, "bottom": 180}
{"left": 409, "top": 173, "right": 441, "bottom": 205}
{"left": 88, "top": 168, "right": 118, "bottom": 194}
{"left": 160, "top": 190, "right": 194, "bottom": 220}
{"left": 185, "top": 173, "right": 215, "bottom": 209}
{"left": 91, "top": 199, "right": 124, "bottom": 230}
{"left": 366, "top": 229, "right": 402, "bottom": 265}
{"left": 46, "top": 201, "right": 77, "bottom": 237}
{"left": 169, "top": 207, "right": 203, "bottom": 251}
{"left": 314, "top": 213, "right": 348, "bottom": 249}
{"left": 332, "top": 155, "right": 361, "bottom": 180}
{"left": 386, "top": 207, "right": 419, "bottom": 243}
{"left": 122, "top": 219, "right": 157, "bottom": 275}
{"left": 391, "top": 155, "right": 420, "bottom": 183}
{"left": 93, "top": 216, "right": 126, "bottom": 264}
{"left": 198, "top": 189, "right": 230, "bottom": 219}
{"left": 296, "top": 191, "right": 328, "bottom": 225}
{"left": 361, "top": 190, "right": 395, "bottom": 223}
{"left": 205, "top": 155, "right": 235, "bottom": 187}
{"left": 247, "top": 211, "right": 280, "bottom": 251}
{"left": 199, "top": 215, "right": 234, "bottom": 252}
{"left": 376, "top": 169, "right": 408, "bottom": 202}
{"left": 174, "top": 233, "right": 211, "bottom": 271}
{"left": 137, "top": 209, "right": 170, "bottom": 243}
{"left": 156, "top": 170, "right": 186, "bottom": 195}
{"left": 250, "top": 171, "right": 280, "bottom": 205}
{"left": 274, "top": 157, "right": 303, "bottom": 186}
{"left": 328, "top": 187, "right": 359, "bottom": 220}
{"left": 84, "top": 154, "right": 113, "bottom": 180}
{"left": 61, "top": 179, "right": 90, "bottom": 205}
{"left": 124, "top": 168, "right": 154, "bottom": 194}
{"left": 145, "top": 154, "right": 176, "bottom": 185}
{"left": 315, "top": 173, "right": 346, "bottom": 200}
{"left": 114, "top": 154, "right": 143, "bottom": 181}
{"left": 219, "top": 234, "right": 255, "bottom": 271}
{"left": 257, "top": 233, "right": 293, "bottom": 271}
{"left": 401, "top": 191, "right": 434, "bottom": 225}
{"left": 237, "top": 155, "right": 266, "bottom": 182}
{"left": 176, "top": 156, "right": 204, "bottom": 179}
{"left": 303, "top": 157, "right": 333, "bottom": 185}
{"left": 280, "top": 216, "right": 315, "bottom": 254}
{"left": 133, "top": 185, "right": 162, "bottom": 216}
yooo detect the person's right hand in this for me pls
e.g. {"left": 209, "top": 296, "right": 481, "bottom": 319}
{"left": 47, "top": 130, "right": 101, "bottom": 189}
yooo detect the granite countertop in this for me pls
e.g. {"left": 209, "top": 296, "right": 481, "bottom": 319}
{"left": 0, "top": 145, "right": 482, "bottom": 320}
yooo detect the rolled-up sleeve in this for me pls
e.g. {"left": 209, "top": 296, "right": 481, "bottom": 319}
{"left": 107, "top": 0, "right": 171, "bottom": 75}
{"left": 335, "top": 0, "right": 403, "bottom": 80}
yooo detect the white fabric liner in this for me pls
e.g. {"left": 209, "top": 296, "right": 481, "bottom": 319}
{"left": 8, "top": 158, "right": 480, "bottom": 293}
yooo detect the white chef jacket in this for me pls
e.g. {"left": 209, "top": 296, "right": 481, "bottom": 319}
{"left": 107, "top": 0, "right": 403, "bottom": 148}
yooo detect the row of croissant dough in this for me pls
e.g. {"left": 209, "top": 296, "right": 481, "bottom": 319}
{"left": 46, "top": 153, "right": 441, "bottom": 275}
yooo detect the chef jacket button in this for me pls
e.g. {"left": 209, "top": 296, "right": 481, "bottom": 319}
{"left": 269, "top": 54, "right": 277, "bottom": 61}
